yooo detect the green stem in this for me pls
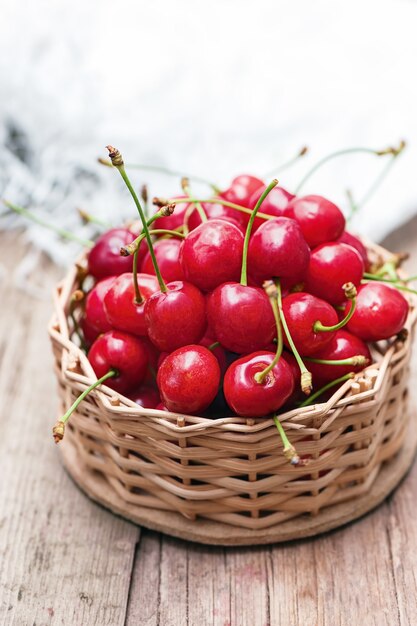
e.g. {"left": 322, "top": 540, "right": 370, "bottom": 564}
{"left": 254, "top": 294, "right": 283, "bottom": 383}
{"left": 52, "top": 369, "right": 117, "bottom": 442}
{"left": 313, "top": 283, "right": 357, "bottom": 333}
{"left": 78, "top": 208, "right": 111, "bottom": 228}
{"left": 263, "top": 146, "right": 308, "bottom": 178}
{"left": 361, "top": 279, "right": 417, "bottom": 297}
{"left": 168, "top": 196, "right": 275, "bottom": 222}
{"left": 276, "top": 279, "right": 312, "bottom": 395}
{"left": 355, "top": 145, "right": 405, "bottom": 211}
{"left": 108, "top": 147, "right": 167, "bottom": 293}
{"left": 294, "top": 147, "right": 386, "bottom": 194}
{"left": 99, "top": 157, "right": 220, "bottom": 193}
{"left": 132, "top": 249, "right": 143, "bottom": 304}
{"left": 273, "top": 416, "right": 301, "bottom": 466}
{"left": 121, "top": 228, "right": 185, "bottom": 257}
{"left": 240, "top": 179, "right": 278, "bottom": 286}
{"left": 305, "top": 355, "right": 369, "bottom": 367}
{"left": 182, "top": 178, "right": 208, "bottom": 223}
{"left": 298, "top": 373, "right": 354, "bottom": 407}
{"left": 207, "top": 341, "right": 220, "bottom": 351}
{"left": 363, "top": 272, "right": 417, "bottom": 284}
{"left": 3, "top": 200, "right": 93, "bottom": 248}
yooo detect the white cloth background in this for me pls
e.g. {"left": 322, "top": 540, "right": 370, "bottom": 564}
{"left": 1, "top": 0, "right": 417, "bottom": 265}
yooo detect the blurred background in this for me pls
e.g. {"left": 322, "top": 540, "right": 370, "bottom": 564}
{"left": 1, "top": 0, "right": 416, "bottom": 266}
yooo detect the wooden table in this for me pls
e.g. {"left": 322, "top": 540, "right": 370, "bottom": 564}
{"left": 1, "top": 222, "right": 417, "bottom": 626}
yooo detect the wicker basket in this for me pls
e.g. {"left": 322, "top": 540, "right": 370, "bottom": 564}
{"left": 49, "top": 240, "right": 417, "bottom": 545}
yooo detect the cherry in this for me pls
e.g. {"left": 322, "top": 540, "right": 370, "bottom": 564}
{"left": 337, "top": 231, "right": 370, "bottom": 271}
{"left": 223, "top": 351, "right": 294, "bottom": 417}
{"left": 141, "top": 238, "right": 185, "bottom": 283}
{"left": 128, "top": 384, "right": 161, "bottom": 409}
{"left": 88, "top": 228, "right": 139, "bottom": 280}
{"left": 248, "top": 217, "right": 310, "bottom": 284}
{"left": 157, "top": 345, "right": 220, "bottom": 414}
{"left": 88, "top": 330, "right": 148, "bottom": 394}
{"left": 248, "top": 185, "right": 294, "bottom": 230}
{"left": 179, "top": 219, "right": 244, "bottom": 291}
{"left": 199, "top": 334, "right": 228, "bottom": 374}
{"left": 83, "top": 276, "right": 115, "bottom": 342}
{"left": 207, "top": 283, "right": 276, "bottom": 353}
{"left": 306, "top": 243, "right": 364, "bottom": 304}
{"left": 284, "top": 195, "right": 345, "bottom": 248}
{"left": 345, "top": 282, "right": 409, "bottom": 341}
{"left": 220, "top": 174, "right": 264, "bottom": 207}
{"left": 144, "top": 280, "right": 207, "bottom": 352}
{"left": 103, "top": 272, "right": 160, "bottom": 336}
{"left": 281, "top": 292, "right": 339, "bottom": 356}
{"left": 306, "top": 330, "right": 371, "bottom": 387}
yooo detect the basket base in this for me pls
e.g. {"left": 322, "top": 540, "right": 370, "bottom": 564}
{"left": 60, "top": 413, "right": 417, "bottom": 546}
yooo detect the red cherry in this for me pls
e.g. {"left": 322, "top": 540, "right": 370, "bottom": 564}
{"left": 199, "top": 334, "right": 228, "bottom": 374}
{"left": 88, "top": 228, "right": 140, "bottom": 280}
{"left": 247, "top": 217, "right": 310, "bottom": 283}
{"left": 337, "top": 231, "right": 370, "bottom": 271}
{"left": 141, "top": 238, "right": 185, "bottom": 283}
{"left": 207, "top": 283, "right": 276, "bottom": 354}
{"left": 345, "top": 282, "right": 409, "bottom": 341}
{"left": 281, "top": 292, "right": 339, "bottom": 356}
{"left": 188, "top": 202, "right": 246, "bottom": 231}
{"left": 144, "top": 281, "right": 207, "bottom": 352}
{"left": 179, "top": 219, "right": 244, "bottom": 291}
{"left": 221, "top": 175, "right": 264, "bottom": 207}
{"left": 155, "top": 403, "right": 170, "bottom": 412}
{"left": 152, "top": 196, "right": 190, "bottom": 230}
{"left": 128, "top": 384, "right": 161, "bottom": 409}
{"left": 104, "top": 272, "right": 160, "bottom": 336}
{"left": 307, "top": 330, "right": 371, "bottom": 387}
{"left": 83, "top": 276, "right": 115, "bottom": 342}
{"left": 223, "top": 351, "right": 294, "bottom": 417}
{"left": 248, "top": 185, "right": 294, "bottom": 231}
{"left": 285, "top": 195, "right": 345, "bottom": 248}
{"left": 306, "top": 243, "right": 364, "bottom": 305}
{"left": 88, "top": 330, "right": 148, "bottom": 394}
{"left": 157, "top": 345, "right": 220, "bottom": 414}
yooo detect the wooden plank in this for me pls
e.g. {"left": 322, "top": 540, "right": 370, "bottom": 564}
{"left": 0, "top": 233, "right": 140, "bottom": 626}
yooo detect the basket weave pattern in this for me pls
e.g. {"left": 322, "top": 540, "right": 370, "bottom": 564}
{"left": 49, "top": 243, "right": 417, "bottom": 530}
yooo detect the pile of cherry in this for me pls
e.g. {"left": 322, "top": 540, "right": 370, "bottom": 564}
{"left": 56, "top": 146, "right": 411, "bottom": 448}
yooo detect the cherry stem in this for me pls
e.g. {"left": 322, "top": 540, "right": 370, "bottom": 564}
{"left": 78, "top": 208, "right": 111, "bottom": 228}
{"left": 165, "top": 196, "right": 275, "bottom": 222}
{"left": 52, "top": 369, "right": 117, "bottom": 443}
{"left": 305, "top": 355, "right": 369, "bottom": 367}
{"left": 121, "top": 228, "right": 185, "bottom": 257}
{"left": 69, "top": 290, "right": 88, "bottom": 352}
{"left": 207, "top": 341, "right": 220, "bottom": 351}
{"left": 181, "top": 178, "right": 208, "bottom": 223}
{"left": 263, "top": 146, "right": 308, "bottom": 178}
{"left": 255, "top": 282, "right": 283, "bottom": 384}
{"left": 313, "top": 282, "right": 357, "bottom": 333}
{"left": 298, "top": 373, "right": 355, "bottom": 407}
{"left": 106, "top": 146, "right": 167, "bottom": 293}
{"left": 3, "top": 200, "right": 93, "bottom": 248}
{"left": 240, "top": 179, "right": 278, "bottom": 286}
{"left": 132, "top": 249, "right": 144, "bottom": 304}
{"left": 275, "top": 279, "right": 312, "bottom": 396}
{"left": 273, "top": 416, "right": 303, "bottom": 466}
{"left": 361, "top": 278, "right": 417, "bottom": 297}
{"left": 294, "top": 144, "right": 402, "bottom": 194}
{"left": 98, "top": 157, "right": 220, "bottom": 193}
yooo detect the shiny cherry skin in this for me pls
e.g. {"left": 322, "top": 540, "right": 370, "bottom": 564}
{"left": 188, "top": 202, "right": 246, "bottom": 231}
{"left": 345, "top": 282, "right": 409, "bottom": 341}
{"left": 157, "top": 345, "right": 221, "bottom": 414}
{"left": 141, "top": 238, "right": 185, "bottom": 283}
{"left": 337, "top": 231, "right": 370, "bottom": 271}
{"left": 152, "top": 195, "right": 190, "bottom": 230}
{"left": 83, "top": 276, "right": 115, "bottom": 343}
{"left": 220, "top": 175, "right": 264, "bottom": 207}
{"left": 207, "top": 283, "right": 276, "bottom": 354}
{"left": 144, "top": 281, "right": 207, "bottom": 352}
{"left": 281, "top": 292, "right": 339, "bottom": 356}
{"left": 87, "top": 228, "right": 138, "bottom": 280}
{"left": 306, "top": 243, "right": 364, "bottom": 305}
{"left": 179, "top": 219, "right": 244, "bottom": 291}
{"left": 223, "top": 351, "right": 294, "bottom": 417}
{"left": 248, "top": 217, "right": 310, "bottom": 283}
{"left": 128, "top": 384, "right": 161, "bottom": 409}
{"left": 88, "top": 330, "right": 148, "bottom": 394}
{"left": 307, "top": 329, "right": 371, "bottom": 387}
{"left": 248, "top": 185, "right": 295, "bottom": 231}
{"left": 103, "top": 272, "right": 159, "bottom": 336}
{"left": 284, "top": 195, "right": 345, "bottom": 248}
